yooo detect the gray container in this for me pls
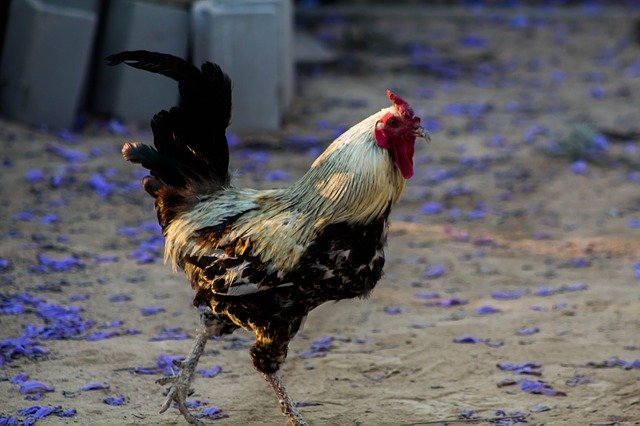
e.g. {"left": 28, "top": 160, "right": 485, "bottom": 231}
{"left": 0, "top": 0, "right": 99, "bottom": 129}
{"left": 192, "top": 0, "right": 293, "bottom": 133}
{"left": 93, "top": 0, "right": 189, "bottom": 123}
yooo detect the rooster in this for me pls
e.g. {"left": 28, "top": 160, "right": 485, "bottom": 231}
{"left": 107, "top": 50, "right": 429, "bottom": 426}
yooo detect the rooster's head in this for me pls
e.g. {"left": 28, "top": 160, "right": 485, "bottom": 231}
{"left": 374, "top": 90, "right": 430, "bottom": 179}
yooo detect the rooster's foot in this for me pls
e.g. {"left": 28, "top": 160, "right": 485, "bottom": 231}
{"left": 157, "top": 374, "right": 203, "bottom": 426}
{"left": 156, "top": 308, "right": 220, "bottom": 425}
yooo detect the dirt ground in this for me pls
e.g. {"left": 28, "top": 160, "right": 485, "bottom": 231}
{"left": 2, "top": 5, "right": 640, "bottom": 426}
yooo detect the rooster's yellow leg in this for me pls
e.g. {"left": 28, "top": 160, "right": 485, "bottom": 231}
{"left": 262, "top": 372, "right": 309, "bottom": 426}
{"left": 157, "top": 309, "right": 219, "bottom": 426}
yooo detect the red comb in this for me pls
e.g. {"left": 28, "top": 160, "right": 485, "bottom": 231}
{"left": 386, "top": 90, "right": 420, "bottom": 124}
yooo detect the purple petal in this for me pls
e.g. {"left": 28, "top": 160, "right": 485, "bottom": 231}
{"left": 80, "top": 382, "right": 110, "bottom": 391}
{"left": 156, "top": 353, "right": 185, "bottom": 376}
{"left": 414, "top": 291, "right": 439, "bottom": 300}
{"left": 56, "top": 408, "right": 77, "bottom": 418}
{"left": 534, "top": 286, "right": 556, "bottom": 297}
{"left": 383, "top": 306, "right": 405, "bottom": 315}
{"left": 519, "top": 378, "right": 565, "bottom": 396}
{"left": 25, "top": 169, "right": 44, "bottom": 183}
{"left": 103, "top": 395, "right": 126, "bottom": 406}
{"left": 491, "top": 288, "right": 528, "bottom": 300}
{"left": 476, "top": 305, "right": 500, "bottom": 315}
{"left": 420, "top": 201, "right": 443, "bottom": 215}
{"left": 299, "top": 336, "right": 334, "bottom": 359}
{"left": 185, "top": 399, "right": 207, "bottom": 409}
{"left": 627, "top": 218, "right": 640, "bottom": 229}
{"left": 453, "top": 335, "right": 482, "bottom": 344}
{"left": 560, "top": 282, "right": 588, "bottom": 292}
{"left": 438, "top": 297, "right": 467, "bottom": 307}
{"left": 141, "top": 306, "right": 165, "bottom": 316}
{"left": 10, "top": 373, "right": 30, "bottom": 384}
{"left": 531, "top": 403, "right": 551, "bottom": 413}
{"left": 19, "top": 381, "right": 54, "bottom": 394}
{"left": 149, "top": 326, "right": 190, "bottom": 342}
{"left": 196, "top": 365, "right": 222, "bottom": 378}
{"left": 201, "top": 406, "right": 225, "bottom": 418}
{"left": 109, "top": 294, "right": 131, "bottom": 302}
{"left": 516, "top": 326, "right": 540, "bottom": 336}
{"left": 424, "top": 263, "right": 446, "bottom": 279}
{"left": 570, "top": 160, "right": 588, "bottom": 174}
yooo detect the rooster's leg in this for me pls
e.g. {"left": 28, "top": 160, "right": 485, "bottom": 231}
{"left": 157, "top": 308, "right": 220, "bottom": 426}
{"left": 262, "top": 372, "right": 308, "bottom": 426}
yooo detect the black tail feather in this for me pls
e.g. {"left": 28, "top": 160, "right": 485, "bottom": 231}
{"left": 108, "top": 50, "right": 232, "bottom": 194}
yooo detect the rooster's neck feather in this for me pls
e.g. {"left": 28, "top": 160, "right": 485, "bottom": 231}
{"left": 164, "top": 108, "right": 406, "bottom": 272}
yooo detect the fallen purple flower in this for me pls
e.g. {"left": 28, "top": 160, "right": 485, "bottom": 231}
{"left": 414, "top": 291, "right": 439, "bottom": 300}
{"left": 0, "top": 415, "right": 19, "bottom": 425}
{"left": 516, "top": 326, "right": 540, "bottom": 336}
{"left": 627, "top": 218, "right": 640, "bottom": 229}
{"left": 383, "top": 306, "right": 405, "bottom": 315}
{"left": 141, "top": 306, "right": 165, "bottom": 316}
{"left": 88, "top": 173, "right": 115, "bottom": 199}
{"left": 40, "top": 214, "right": 59, "bottom": 225}
{"left": 95, "top": 255, "right": 118, "bottom": 264}
{"left": 103, "top": 395, "right": 126, "bottom": 406}
{"left": 127, "top": 367, "right": 160, "bottom": 375}
{"left": 85, "top": 331, "right": 120, "bottom": 341}
{"left": 11, "top": 373, "right": 29, "bottom": 384}
{"left": 300, "top": 336, "right": 334, "bottom": 359}
{"left": 46, "top": 144, "right": 87, "bottom": 162}
{"left": 264, "top": 169, "right": 290, "bottom": 182}
{"left": 80, "top": 382, "right": 110, "bottom": 391}
{"left": 634, "top": 261, "right": 640, "bottom": 280}
{"left": 200, "top": 405, "right": 226, "bottom": 419}
{"left": 559, "top": 282, "right": 588, "bottom": 292}
{"left": 25, "top": 393, "right": 43, "bottom": 401}
{"left": 497, "top": 362, "right": 542, "bottom": 375}
{"left": 494, "top": 409, "right": 528, "bottom": 425}
{"left": 99, "top": 320, "right": 124, "bottom": 329}
{"left": 565, "top": 373, "right": 590, "bottom": 386}
{"left": 530, "top": 403, "right": 551, "bottom": 413}
{"left": 492, "top": 288, "right": 528, "bottom": 300}
{"left": 424, "top": 262, "right": 446, "bottom": 279}
{"left": 570, "top": 160, "right": 588, "bottom": 174}
{"left": 106, "top": 119, "right": 128, "bottom": 135}
{"left": 36, "top": 253, "right": 84, "bottom": 272}
{"left": 519, "top": 378, "right": 566, "bottom": 396}
{"left": 570, "top": 257, "right": 591, "bottom": 268}
{"left": 420, "top": 201, "right": 443, "bottom": 215}
{"left": 439, "top": 297, "right": 467, "bottom": 307}
{"left": 109, "top": 294, "right": 130, "bottom": 302}
{"left": 458, "top": 408, "right": 479, "bottom": 420}
{"left": 534, "top": 286, "right": 556, "bottom": 297}
{"left": 19, "top": 380, "right": 54, "bottom": 395}
{"left": 0, "top": 258, "right": 10, "bottom": 271}
{"left": 150, "top": 326, "right": 190, "bottom": 341}
{"left": 12, "top": 211, "right": 34, "bottom": 222}
{"left": 453, "top": 335, "right": 482, "bottom": 344}
{"left": 476, "top": 305, "right": 500, "bottom": 315}
{"left": 56, "top": 408, "right": 77, "bottom": 418}
{"left": 25, "top": 169, "right": 44, "bottom": 183}
{"left": 484, "top": 339, "right": 504, "bottom": 348}
{"left": 156, "top": 353, "right": 185, "bottom": 376}
{"left": 197, "top": 365, "right": 222, "bottom": 378}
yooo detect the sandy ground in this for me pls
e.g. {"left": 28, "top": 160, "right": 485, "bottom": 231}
{"left": 2, "top": 5, "right": 640, "bottom": 426}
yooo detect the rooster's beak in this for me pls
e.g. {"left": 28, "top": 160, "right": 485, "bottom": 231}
{"left": 415, "top": 126, "right": 431, "bottom": 144}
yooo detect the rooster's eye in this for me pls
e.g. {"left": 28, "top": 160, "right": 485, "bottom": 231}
{"left": 387, "top": 117, "right": 399, "bottom": 128}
